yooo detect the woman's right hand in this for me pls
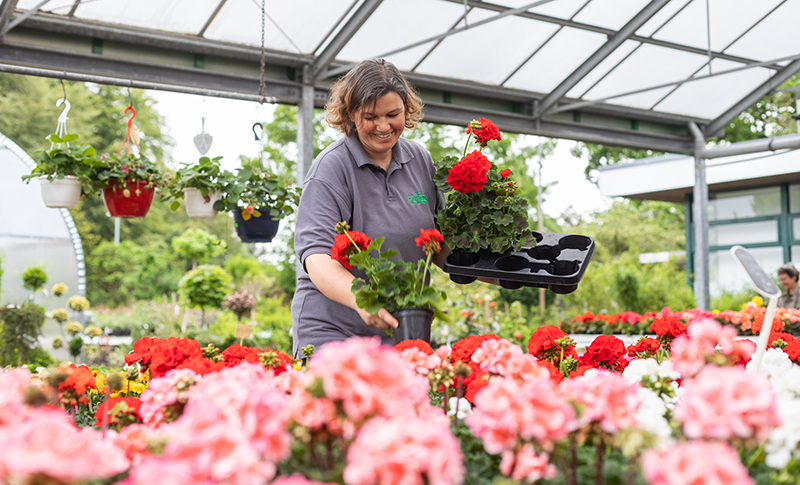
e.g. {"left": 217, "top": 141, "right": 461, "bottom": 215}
{"left": 357, "top": 307, "right": 398, "bottom": 330}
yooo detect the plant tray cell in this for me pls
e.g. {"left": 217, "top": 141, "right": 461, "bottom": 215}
{"left": 442, "top": 232, "right": 595, "bottom": 294}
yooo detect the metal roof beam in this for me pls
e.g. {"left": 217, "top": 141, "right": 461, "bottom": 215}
{"left": 198, "top": 0, "right": 227, "bottom": 37}
{"left": 0, "top": 0, "right": 18, "bottom": 38}
{"left": 1, "top": 0, "right": 50, "bottom": 36}
{"left": 312, "top": 0, "right": 382, "bottom": 81}
{"left": 66, "top": 0, "right": 80, "bottom": 16}
{"left": 702, "top": 57, "right": 800, "bottom": 138}
{"left": 442, "top": 0, "right": 780, "bottom": 70}
{"left": 536, "top": 0, "right": 670, "bottom": 117}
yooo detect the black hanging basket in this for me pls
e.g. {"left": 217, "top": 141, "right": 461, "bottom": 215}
{"left": 391, "top": 307, "right": 434, "bottom": 344}
{"left": 233, "top": 209, "right": 281, "bottom": 243}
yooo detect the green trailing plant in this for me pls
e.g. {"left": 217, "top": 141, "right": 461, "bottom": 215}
{"left": 21, "top": 133, "right": 98, "bottom": 195}
{"left": 433, "top": 119, "right": 537, "bottom": 253}
{"left": 21, "top": 265, "right": 48, "bottom": 295}
{"left": 214, "top": 159, "right": 301, "bottom": 219}
{"left": 165, "top": 155, "right": 232, "bottom": 210}
{"left": 0, "top": 303, "right": 46, "bottom": 367}
{"left": 179, "top": 265, "right": 233, "bottom": 326}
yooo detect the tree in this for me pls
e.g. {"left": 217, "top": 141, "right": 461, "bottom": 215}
{"left": 0, "top": 303, "right": 46, "bottom": 366}
{"left": 178, "top": 265, "right": 233, "bottom": 327}
{"left": 21, "top": 265, "right": 48, "bottom": 296}
{"left": 171, "top": 228, "right": 227, "bottom": 270}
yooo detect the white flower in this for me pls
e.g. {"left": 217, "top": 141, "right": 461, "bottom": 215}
{"left": 447, "top": 397, "right": 472, "bottom": 419}
{"left": 635, "top": 388, "right": 671, "bottom": 443}
{"left": 747, "top": 348, "right": 793, "bottom": 380}
{"left": 623, "top": 358, "right": 679, "bottom": 384}
{"left": 766, "top": 396, "right": 800, "bottom": 469}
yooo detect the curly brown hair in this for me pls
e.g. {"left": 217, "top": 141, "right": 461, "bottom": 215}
{"left": 325, "top": 59, "right": 424, "bottom": 136}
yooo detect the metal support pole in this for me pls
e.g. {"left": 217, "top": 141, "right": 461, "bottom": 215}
{"left": 537, "top": 136, "right": 545, "bottom": 319}
{"left": 296, "top": 67, "right": 315, "bottom": 281}
{"left": 689, "top": 122, "right": 710, "bottom": 310}
{"left": 114, "top": 217, "right": 120, "bottom": 245}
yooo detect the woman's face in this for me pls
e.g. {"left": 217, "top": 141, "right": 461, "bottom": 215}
{"left": 349, "top": 91, "right": 405, "bottom": 164}
{"left": 779, "top": 272, "right": 797, "bottom": 290}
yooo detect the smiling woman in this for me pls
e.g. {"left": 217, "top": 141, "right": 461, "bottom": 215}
{"left": 291, "top": 59, "right": 446, "bottom": 356}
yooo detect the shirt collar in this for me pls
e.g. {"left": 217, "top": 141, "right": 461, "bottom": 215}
{"left": 344, "top": 131, "right": 413, "bottom": 169}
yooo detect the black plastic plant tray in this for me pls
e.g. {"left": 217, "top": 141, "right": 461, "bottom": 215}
{"left": 442, "top": 232, "right": 595, "bottom": 294}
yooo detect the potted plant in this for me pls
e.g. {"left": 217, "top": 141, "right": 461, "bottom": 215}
{"left": 21, "top": 134, "right": 97, "bottom": 208}
{"left": 331, "top": 222, "right": 448, "bottom": 343}
{"left": 165, "top": 156, "right": 231, "bottom": 219}
{"left": 88, "top": 153, "right": 163, "bottom": 218}
{"left": 434, "top": 118, "right": 537, "bottom": 266}
{"left": 214, "top": 159, "right": 301, "bottom": 243}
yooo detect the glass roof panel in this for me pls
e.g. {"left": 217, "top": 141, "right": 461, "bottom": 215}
{"left": 17, "top": 0, "right": 77, "bottom": 14}
{"left": 416, "top": 11, "right": 560, "bottom": 86}
{"left": 73, "top": 0, "right": 218, "bottom": 35}
{"left": 335, "top": 0, "right": 463, "bottom": 66}
{"left": 635, "top": 0, "right": 691, "bottom": 37}
{"left": 504, "top": 26, "right": 607, "bottom": 93}
{"left": 598, "top": 86, "right": 677, "bottom": 111}
{"left": 204, "top": 0, "right": 352, "bottom": 53}
{"left": 566, "top": 39, "right": 640, "bottom": 99}
{"left": 526, "top": 0, "right": 591, "bottom": 20}
{"left": 582, "top": 43, "right": 709, "bottom": 107}
{"left": 726, "top": 1, "right": 800, "bottom": 62}
{"left": 654, "top": 58, "right": 773, "bottom": 119}
{"left": 572, "top": 0, "right": 652, "bottom": 31}
{"left": 653, "top": 0, "right": 783, "bottom": 53}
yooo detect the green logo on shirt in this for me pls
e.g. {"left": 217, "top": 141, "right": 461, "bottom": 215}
{"left": 407, "top": 191, "right": 428, "bottom": 205}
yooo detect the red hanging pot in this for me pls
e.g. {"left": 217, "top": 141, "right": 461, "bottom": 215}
{"left": 102, "top": 180, "right": 155, "bottom": 218}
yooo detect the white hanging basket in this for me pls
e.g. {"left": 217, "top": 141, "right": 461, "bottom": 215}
{"left": 39, "top": 176, "right": 81, "bottom": 208}
{"left": 184, "top": 188, "right": 221, "bottom": 219}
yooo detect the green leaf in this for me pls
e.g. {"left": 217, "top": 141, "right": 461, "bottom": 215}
{"left": 47, "top": 134, "right": 64, "bottom": 144}
{"left": 170, "top": 200, "right": 181, "bottom": 211}
{"left": 61, "top": 134, "right": 79, "bottom": 142}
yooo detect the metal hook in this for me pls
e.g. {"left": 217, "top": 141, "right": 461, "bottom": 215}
{"left": 60, "top": 78, "right": 67, "bottom": 102}
{"left": 56, "top": 98, "right": 71, "bottom": 124}
{"left": 201, "top": 97, "right": 208, "bottom": 118}
{"left": 127, "top": 86, "right": 133, "bottom": 108}
{"left": 252, "top": 122, "right": 263, "bottom": 141}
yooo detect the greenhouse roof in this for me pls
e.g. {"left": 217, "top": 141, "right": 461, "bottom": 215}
{"left": 1, "top": 0, "right": 799, "bottom": 153}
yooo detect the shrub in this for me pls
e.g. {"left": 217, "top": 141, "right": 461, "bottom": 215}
{"left": 0, "top": 303, "right": 46, "bottom": 367}
{"left": 179, "top": 265, "right": 232, "bottom": 326}
{"left": 21, "top": 265, "right": 48, "bottom": 293}
{"left": 67, "top": 296, "right": 90, "bottom": 312}
{"left": 68, "top": 336, "right": 83, "bottom": 359}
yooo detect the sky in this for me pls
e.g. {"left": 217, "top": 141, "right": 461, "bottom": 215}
{"left": 149, "top": 90, "right": 613, "bottom": 224}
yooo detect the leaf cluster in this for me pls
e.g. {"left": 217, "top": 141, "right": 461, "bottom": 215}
{"left": 87, "top": 153, "right": 163, "bottom": 194}
{"left": 164, "top": 156, "right": 232, "bottom": 210}
{"left": 178, "top": 264, "right": 233, "bottom": 311}
{"left": 348, "top": 237, "right": 447, "bottom": 319}
{"left": 21, "top": 133, "right": 99, "bottom": 196}
{"left": 435, "top": 157, "right": 537, "bottom": 253}
{"left": 213, "top": 159, "right": 301, "bottom": 219}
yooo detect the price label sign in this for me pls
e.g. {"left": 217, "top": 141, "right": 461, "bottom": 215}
{"left": 234, "top": 324, "right": 253, "bottom": 339}
{"left": 730, "top": 246, "right": 781, "bottom": 297}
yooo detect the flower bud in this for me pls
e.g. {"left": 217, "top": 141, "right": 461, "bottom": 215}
{"left": 107, "top": 373, "right": 125, "bottom": 392}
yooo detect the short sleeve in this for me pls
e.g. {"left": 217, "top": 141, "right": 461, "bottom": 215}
{"left": 294, "top": 177, "right": 352, "bottom": 270}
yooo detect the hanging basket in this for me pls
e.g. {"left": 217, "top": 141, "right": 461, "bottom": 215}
{"left": 233, "top": 208, "right": 281, "bottom": 243}
{"left": 38, "top": 176, "right": 81, "bottom": 209}
{"left": 184, "top": 188, "right": 221, "bottom": 219}
{"left": 391, "top": 307, "right": 434, "bottom": 344}
{"left": 102, "top": 180, "right": 155, "bottom": 218}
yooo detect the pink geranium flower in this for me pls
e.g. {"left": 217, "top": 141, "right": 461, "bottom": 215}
{"left": 499, "top": 444, "right": 557, "bottom": 483}
{"left": 674, "top": 365, "right": 780, "bottom": 442}
{"left": 559, "top": 368, "right": 640, "bottom": 434}
{"left": 343, "top": 416, "right": 465, "bottom": 485}
{"left": 0, "top": 368, "right": 34, "bottom": 425}
{"left": 642, "top": 441, "right": 754, "bottom": 485}
{"left": 138, "top": 368, "right": 200, "bottom": 426}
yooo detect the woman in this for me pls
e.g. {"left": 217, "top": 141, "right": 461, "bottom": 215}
{"left": 291, "top": 59, "right": 448, "bottom": 356}
{"left": 777, "top": 263, "right": 800, "bottom": 309}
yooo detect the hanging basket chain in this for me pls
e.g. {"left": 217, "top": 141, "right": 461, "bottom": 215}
{"left": 259, "top": 0, "right": 266, "bottom": 104}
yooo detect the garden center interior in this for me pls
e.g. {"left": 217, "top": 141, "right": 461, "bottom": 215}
{"left": 2, "top": 0, "right": 800, "bottom": 308}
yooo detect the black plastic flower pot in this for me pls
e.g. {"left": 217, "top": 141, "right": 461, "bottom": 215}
{"left": 391, "top": 307, "right": 434, "bottom": 344}
{"left": 448, "top": 249, "right": 479, "bottom": 284}
{"left": 233, "top": 209, "right": 281, "bottom": 243}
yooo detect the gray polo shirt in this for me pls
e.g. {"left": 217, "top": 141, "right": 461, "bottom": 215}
{"left": 291, "top": 132, "right": 442, "bottom": 356}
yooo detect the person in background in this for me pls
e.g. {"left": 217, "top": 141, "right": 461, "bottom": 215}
{"left": 777, "top": 263, "right": 800, "bottom": 309}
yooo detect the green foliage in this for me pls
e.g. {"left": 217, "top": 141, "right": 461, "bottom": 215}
{"left": 348, "top": 237, "right": 447, "bottom": 320}
{"left": 24, "top": 346, "right": 55, "bottom": 369}
{"left": 179, "top": 265, "right": 233, "bottom": 311}
{"left": 209, "top": 295, "right": 293, "bottom": 352}
{"left": 712, "top": 288, "right": 760, "bottom": 312}
{"left": 165, "top": 155, "right": 232, "bottom": 209}
{"left": 21, "top": 134, "right": 98, "bottom": 195}
{"left": 86, "top": 240, "right": 184, "bottom": 307}
{"left": 451, "top": 421, "right": 501, "bottom": 485}
{"left": 171, "top": 228, "right": 227, "bottom": 267}
{"left": 214, "top": 159, "right": 301, "bottom": 219}
{"left": 68, "top": 336, "right": 83, "bottom": 359}
{"left": 21, "top": 265, "right": 48, "bottom": 293}
{"left": 0, "top": 303, "right": 46, "bottom": 367}
{"left": 87, "top": 152, "right": 163, "bottom": 195}
{"left": 570, "top": 143, "right": 663, "bottom": 183}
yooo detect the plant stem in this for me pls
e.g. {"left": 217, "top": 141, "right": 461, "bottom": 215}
{"left": 625, "top": 453, "right": 638, "bottom": 485}
{"left": 569, "top": 433, "right": 578, "bottom": 485}
{"left": 418, "top": 252, "right": 433, "bottom": 300}
{"left": 462, "top": 131, "right": 473, "bottom": 159}
{"left": 595, "top": 434, "right": 604, "bottom": 485}
{"left": 443, "top": 383, "right": 449, "bottom": 414}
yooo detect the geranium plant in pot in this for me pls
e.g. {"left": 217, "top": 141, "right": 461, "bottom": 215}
{"left": 214, "top": 159, "right": 301, "bottom": 243}
{"left": 165, "top": 155, "right": 231, "bottom": 219}
{"left": 90, "top": 153, "right": 162, "bottom": 218}
{"left": 433, "top": 118, "right": 537, "bottom": 259}
{"left": 21, "top": 133, "right": 97, "bottom": 208}
{"left": 331, "top": 222, "right": 448, "bottom": 343}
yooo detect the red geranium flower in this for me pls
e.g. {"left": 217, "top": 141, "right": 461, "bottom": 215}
{"left": 221, "top": 344, "right": 263, "bottom": 366}
{"left": 94, "top": 396, "right": 142, "bottom": 427}
{"left": 330, "top": 230, "right": 371, "bottom": 270}
{"left": 575, "top": 311, "right": 595, "bottom": 323}
{"left": 176, "top": 357, "right": 227, "bottom": 375}
{"left": 259, "top": 348, "right": 293, "bottom": 374}
{"left": 785, "top": 338, "right": 800, "bottom": 363}
{"left": 751, "top": 315, "right": 784, "bottom": 334}
{"left": 500, "top": 169, "right": 511, "bottom": 178}
{"left": 580, "top": 335, "right": 629, "bottom": 372}
{"left": 394, "top": 339, "right": 434, "bottom": 355}
{"left": 569, "top": 365, "right": 594, "bottom": 378}
{"left": 769, "top": 332, "right": 795, "bottom": 349}
{"left": 447, "top": 150, "right": 491, "bottom": 193}
{"left": 527, "top": 325, "right": 577, "bottom": 365}
{"left": 466, "top": 118, "right": 502, "bottom": 147}
{"left": 650, "top": 316, "right": 686, "bottom": 337}
{"left": 451, "top": 334, "right": 500, "bottom": 363}
{"left": 415, "top": 228, "right": 444, "bottom": 256}
{"left": 627, "top": 337, "right": 660, "bottom": 357}
{"left": 57, "top": 364, "right": 97, "bottom": 407}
